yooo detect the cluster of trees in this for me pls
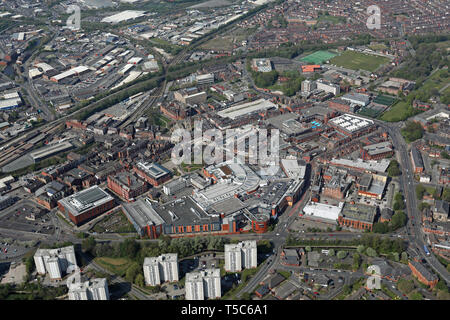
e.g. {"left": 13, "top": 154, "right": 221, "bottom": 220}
{"left": 287, "top": 234, "right": 406, "bottom": 254}
{"left": 373, "top": 192, "right": 407, "bottom": 234}
{"left": 253, "top": 70, "right": 279, "bottom": 88}
{"left": 387, "top": 160, "right": 401, "bottom": 177}
{"left": 373, "top": 211, "right": 407, "bottom": 234}
{"left": 391, "top": 42, "right": 449, "bottom": 82}
{"left": 0, "top": 282, "right": 68, "bottom": 300}
{"left": 401, "top": 121, "right": 424, "bottom": 142}
{"left": 415, "top": 184, "right": 427, "bottom": 200}
{"left": 279, "top": 70, "right": 305, "bottom": 97}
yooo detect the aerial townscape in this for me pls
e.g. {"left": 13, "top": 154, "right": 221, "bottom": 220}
{"left": 0, "top": 0, "right": 449, "bottom": 304}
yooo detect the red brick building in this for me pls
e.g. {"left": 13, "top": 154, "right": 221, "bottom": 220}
{"left": 57, "top": 186, "right": 116, "bottom": 226}
{"left": 408, "top": 260, "right": 438, "bottom": 288}
{"left": 107, "top": 172, "right": 148, "bottom": 202}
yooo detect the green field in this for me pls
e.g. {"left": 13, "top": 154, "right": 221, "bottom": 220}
{"left": 94, "top": 257, "right": 133, "bottom": 277}
{"left": 380, "top": 100, "right": 412, "bottom": 122}
{"left": 329, "top": 50, "right": 390, "bottom": 72}
{"left": 301, "top": 50, "right": 338, "bottom": 64}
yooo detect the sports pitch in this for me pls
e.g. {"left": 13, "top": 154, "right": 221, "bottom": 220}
{"left": 329, "top": 50, "right": 390, "bottom": 72}
{"left": 300, "top": 50, "right": 338, "bottom": 64}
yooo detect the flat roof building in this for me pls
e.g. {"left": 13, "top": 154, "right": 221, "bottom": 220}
{"left": 185, "top": 268, "right": 221, "bottom": 300}
{"left": 328, "top": 114, "right": 376, "bottom": 138}
{"left": 302, "top": 201, "right": 343, "bottom": 223}
{"left": 68, "top": 278, "right": 110, "bottom": 300}
{"left": 57, "top": 186, "right": 116, "bottom": 226}
{"left": 121, "top": 198, "right": 165, "bottom": 238}
{"left": 338, "top": 202, "right": 377, "bottom": 231}
{"left": 224, "top": 240, "right": 257, "bottom": 272}
{"left": 30, "top": 141, "right": 74, "bottom": 162}
{"left": 143, "top": 254, "right": 179, "bottom": 286}
{"left": 34, "top": 246, "right": 77, "bottom": 280}
{"left": 217, "top": 99, "right": 277, "bottom": 120}
{"left": 133, "top": 162, "right": 172, "bottom": 186}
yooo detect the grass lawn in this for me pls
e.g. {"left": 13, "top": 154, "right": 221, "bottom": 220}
{"left": 317, "top": 15, "right": 346, "bottom": 24}
{"left": 369, "top": 43, "right": 388, "bottom": 51}
{"left": 180, "top": 162, "right": 204, "bottom": 172}
{"left": 94, "top": 257, "right": 133, "bottom": 277}
{"left": 418, "top": 69, "right": 450, "bottom": 93}
{"left": 329, "top": 50, "right": 390, "bottom": 72}
{"left": 301, "top": 50, "right": 338, "bottom": 64}
{"left": 201, "top": 36, "right": 234, "bottom": 51}
{"left": 379, "top": 100, "right": 412, "bottom": 122}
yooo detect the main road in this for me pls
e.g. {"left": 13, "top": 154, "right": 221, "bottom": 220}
{"left": 376, "top": 120, "right": 450, "bottom": 285}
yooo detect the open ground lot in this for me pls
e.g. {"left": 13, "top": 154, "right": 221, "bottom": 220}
{"left": 329, "top": 51, "right": 390, "bottom": 72}
{"left": 89, "top": 210, "right": 136, "bottom": 234}
{"left": 0, "top": 200, "right": 54, "bottom": 235}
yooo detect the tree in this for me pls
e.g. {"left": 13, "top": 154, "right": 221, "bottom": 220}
{"left": 328, "top": 249, "right": 335, "bottom": 256}
{"left": 401, "top": 121, "right": 424, "bottom": 142}
{"left": 401, "top": 251, "right": 408, "bottom": 262}
{"left": 397, "top": 278, "right": 415, "bottom": 294}
{"left": 366, "top": 247, "right": 377, "bottom": 257}
{"left": 416, "top": 184, "right": 426, "bottom": 200}
{"left": 418, "top": 202, "right": 431, "bottom": 211}
{"left": 387, "top": 160, "right": 401, "bottom": 177}
{"left": 125, "top": 263, "right": 140, "bottom": 283}
{"left": 82, "top": 236, "right": 96, "bottom": 254}
{"left": 408, "top": 291, "right": 423, "bottom": 300}
{"left": 436, "top": 280, "right": 449, "bottom": 293}
{"left": 337, "top": 251, "right": 347, "bottom": 259}
{"left": 390, "top": 211, "right": 407, "bottom": 230}
{"left": 352, "top": 253, "right": 361, "bottom": 270}
{"left": 305, "top": 246, "right": 312, "bottom": 252}
{"left": 356, "top": 245, "right": 365, "bottom": 254}
{"left": 134, "top": 274, "right": 145, "bottom": 287}
{"left": 373, "top": 222, "right": 389, "bottom": 234}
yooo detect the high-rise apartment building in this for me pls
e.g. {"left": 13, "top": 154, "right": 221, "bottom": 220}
{"left": 68, "top": 278, "right": 110, "bottom": 300}
{"left": 34, "top": 246, "right": 77, "bottom": 280}
{"left": 224, "top": 240, "right": 257, "bottom": 272}
{"left": 143, "top": 253, "right": 179, "bottom": 286}
{"left": 185, "top": 269, "right": 221, "bottom": 300}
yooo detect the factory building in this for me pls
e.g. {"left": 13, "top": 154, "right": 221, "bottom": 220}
{"left": 338, "top": 202, "right": 377, "bottom": 231}
{"left": 57, "top": 186, "right": 116, "bottom": 225}
{"left": 34, "top": 246, "right": 77, "bottom": 281}
{"left": 143, "top": 254, "right": 179, "bottom": 286}
{"left": 361, "top": 142, "right": 394, "bottom": 160}
{"left": 185, "top": 269, "right": 221, "bottom": 300}
{"left": 224, "top": 240, "right": 257, "bottom": 272}
{"left": 68, "top": 278, "right": 110, "bottom": 300}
